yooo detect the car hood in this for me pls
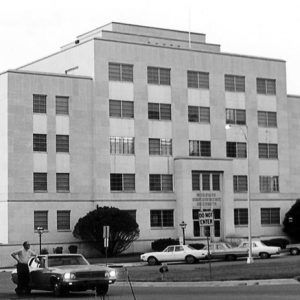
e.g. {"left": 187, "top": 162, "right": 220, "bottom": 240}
{"left": 49, "top": 264, "right": 111, "bottom": 274}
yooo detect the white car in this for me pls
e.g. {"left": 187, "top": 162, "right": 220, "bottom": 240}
{"left": 140, "top": 245, "right": 208, "bottom": 265}
{"left": 238, "top": 240, "right": 281, "bottom": 259}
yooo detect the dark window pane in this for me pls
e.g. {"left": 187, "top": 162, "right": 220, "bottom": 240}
{"left": 162, "top": 210, "right": 173, "bottom": 227}
{"left": 237, "top": 142, "right": 247, "bottom": 158}
{"left": 109, "top": 63, "right": 121, "bottom": 81}
{"left": 34, "top": 211, "right": 48, "bottom": 230}
{"left": 56, "top": 135, "right": 69, "bottom": 152}
{"left": 121, "top": 64, "right": 133, "bottom": 82}
{"left": 149, "top": 174, "right": 161, "bottom": 191}
{"left": 123, "top": 174, "right": 135, "bottom": 191}
{"left": 122, "top": 101, "right": 134, "bottom": 118}
{"left": 33, "top": 134, "right": 47, "bottom": 152}
{"left": 57, "top": 210, "right": 70, "bottom": 230}
{"left": 159, "top": 68, "right": 171, "bottom": 85}
{"left": 235, "top": 76, "right": 245, "bottom": 92}
{"left": 56, "top": 173, "right": 70, "bottom": 192}
{"left": 188, "top": 106, "right": 199, "bottom": 122}
{"left": 226, "top": 142, "right": 236, "bottom": 157}
{"left": 225, "top": 75, "right": 235, "bottom": 91}
{"left": 198, "top": 72, "right": 209, "bottom": 89}
{"left": 150, "top": 210, "right": 162, "bottom": 227}
{"left": 192, "top": 171, "right": 200, "bottom": 190}
{"left": 257, "top": 78, "right": 266, "bottom": 94}
{"left": 34, "top": 173, "right": 47, "bottom": 192}
{"left": 148, "top": 67, "right": 159, "bottom": 84}
{"left": 268, "top": 112, "right": 277, "bottom": 127}
{"left": 212, "top": 174, "right": 220, "bottom": 191}
{"left": 160, "top": 104, "right": 171, "bottom": 120}
{"left": 236, "top": 109, "right": 246, "bottom": 125}
{"left": 33, "top": 94, "right": 47, "bottom": 113}
{"left": 109, "top": 100, "right": 121, "bottom": 117}
{"left": 200, "top": 107, "right": 210, "bottom": 123}
{"left": 148, "top": 103, "right": 160, "bottom": 119}
{"left": 149, "top": 139, "right": 160, "bottom": 155}
{"left": 187, "top": 71, "right": 198, "bottom": 88}
{"left": 162, "top": 175, "right": 173, "bottom": 191}
{"left": 200, "top": 141, "right": 211, "bottom": 157}
{"left": 56, "top": 96, "right": 69, "bottom": 115}
{"left": 202, "top": 173, "right": 210, "bottom": 190}
{"left": 110, "top": 173, "right": 123, "bottom": 191}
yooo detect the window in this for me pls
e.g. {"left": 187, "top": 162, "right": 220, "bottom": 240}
{"left": 56, "top": 96, "right": 69, "bottom": 115}
{"left": 226, "top": 142, "right": 247, "bottom": 158}
{"left": 261, "top": 208, "right": 280, "bottom": 225}
{"left": 226, "top": 109, "right": 246, "bottom": 125}
{"left": 34, "top": 211, "right": 48, "bottom": 230}
{"left": 150, "top": 210, "right": 173, "bottom": 227}
{"left": 149, "top": 174, "right": 173, "bottom": 191}
{"left": 192, "top": 172, "right": 221, "bottom": 191}
{"left": 258, "top": 143, "right": 278, "bottom": 159}
{"left": 225, "top": 75, "right": 245, "bottom": 92}
{"left": 33, "top": 134, "right": 47, "bottom": 152}
{"left": 189, "top": 140, "right": 211, "bottom": 157}
{"left": 148, "top": 103, "right": 171, "bottom": 120}
{"left": 149, "top": 138, "right": 172, "bottom": 156}
{"left": 57, "top": 210, "right": 70, "bottom": 230}
{"left": 188, "top": 106, "right": 210, "bottom": 123}
{"left": 256, "top": 78, "right": 276, "bottom": 95}
{"left": 109, "top": 100, "right": 134, "bottom": 118}
{"left": 110, "top": 137, "right": 134, "bottom": 155}
{"left": 187, "top": 71, "right": 209, "bottom": 89}
{"left": 33, "top": 94, "right": 46, "bottom": 113}
{"left": 233, "top": 175, "right": 248, "bottom": 192}
{"left": 56, "top": 135, "right": 69, "bottom": 152}
{"left": 147, "top": 67, "right": 170, "bottom": 85}
{"left": 110, "top": 173, "right": 135, "bottom": 191}
{"left": 56, "top": 173, "right": 70, "bottom": 192}
{"left": 259, "top": 176, "right": 279, "bottom": 192}
{"left": 234, "top": 208, "right": 248, "bottom": 225}
{"left": 33, "top": 173, "right": 47, "bottom": 192}
{"left": 258, "top": 111, "right": 277, "bottom": 127}
{"left": 108, "top": 63, "right": 133, "bottom": 82}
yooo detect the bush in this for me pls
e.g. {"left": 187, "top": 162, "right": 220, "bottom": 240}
{"left": 188, "top": 243, "right": 205, "bottom": 250}
{"left": 53, "top": 246, "right": 63, "bottom": 254}
{"left": 40, "top": 248, "right": 49, "bottom": 254}
{"left": 68, "top": 245, "right": 78, "bottom": 253}
{"left": 151, "top": 238, "right": 179, "bottom": 251}
{"left": 262, "top": 238, "right": 290, "bottom": 249}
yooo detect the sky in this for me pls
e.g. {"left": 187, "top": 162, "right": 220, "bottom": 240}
{"left": 0, "top": 0, "right": 299, "bottom": 94}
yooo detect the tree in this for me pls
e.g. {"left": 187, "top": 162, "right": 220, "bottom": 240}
{"left": 283, "top": 199, "right": 300, "bottom": 242}
{"left": 73, "top": 207, "right": 139, "bottom": 256}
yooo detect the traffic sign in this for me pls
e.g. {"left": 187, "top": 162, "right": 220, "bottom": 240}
{"left": 199, "top": 210, "right": 214, "bottom": 226}
{"left": 103, "top": 226, "right": 110, "bottom": 239}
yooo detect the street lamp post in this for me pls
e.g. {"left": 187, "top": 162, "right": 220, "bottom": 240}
{"left": 179, "top": 221, "right": 187, "bottom": 245}
{"left": 37, "top": 226, "right": 44, "bottom": 254}
{"left": 226, "top": 124, "right": 253, "bottom": 264}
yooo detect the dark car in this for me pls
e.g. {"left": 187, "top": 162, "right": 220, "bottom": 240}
{"left": 11, "top": 254, "right": 116, "bottom": 297}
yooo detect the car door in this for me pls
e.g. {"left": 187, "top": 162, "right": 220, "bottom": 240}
{"left": 159, "top": 246, "right": 175, "bottom": 262}
{"left": 173, "top": 246, "right": 185, "bottom": 261}
{"left": 30, "top": 257, "right": 48, "bottom": 289}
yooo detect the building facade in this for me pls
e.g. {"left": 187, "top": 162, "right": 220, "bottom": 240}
{"left": 1, "top": 22, "right": 300, "bottom": 259}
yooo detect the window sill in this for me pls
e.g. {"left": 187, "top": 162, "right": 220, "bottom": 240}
{"left": 151, "top": 227, "right": 174, "bottom": 230}
{"left": 234, "top": 225, "right": 248, "bottom": 227}
{"left": 149, "top": 191, "right": 174, "bottom": 193}
{"left": 261, "top": 224, "right": 281, "bottom": 227}
{"left": 110, "top": 191, "right": 136, "bottom": 193}
{"left": 34, "top": 190, "right": 48, "bottom": 193}
{"left": 56, "top": 191, "right": 70, "bottom": 193}
{"left": 57, "top": 229, "right": 71, "bottom": 232}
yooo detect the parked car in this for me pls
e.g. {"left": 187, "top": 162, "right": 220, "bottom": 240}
{"left": 140, "top": 244, "right": 208, "bottom": 265}
{"left": 11, "top": 254, "right": 116, "bottom": 297}
{"left": 286, "top": 243, "right": 300, "bottom": 255}
{"left": 237, "top": 240, "right": 281, "bottom": 259}
{"left": 203, "top": 242, "right": 248, "bottom": 261}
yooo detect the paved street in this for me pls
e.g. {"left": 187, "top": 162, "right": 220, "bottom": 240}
{"left": 1, "top": 271, "right": 300, "bottom": 300}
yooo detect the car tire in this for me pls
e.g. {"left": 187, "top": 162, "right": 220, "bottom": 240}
{"left": 53, "top": 282, "right": 63, "bottom": 297}
{"left": 147, "top": 256, "right": 158, "bottom": 266}
{"left": 96, "top": 284, "right": 109, "bottom": 296}
{"left": 225, "top": 254, "right": 236, "bottom": 261}
{"left": 185, "top": 255, "right": 196, "bottom": 264}
{"left": 259, "top": 252, "right": 270, "bottom": 259}
{"left": 290, "top": 248, "right": 299, "bottom": 255}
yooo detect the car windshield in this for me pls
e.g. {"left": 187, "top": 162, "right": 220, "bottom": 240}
{"left": 48, "top": 255, "right": 89, "bottom": 267}
{"left": 187, "top": 245, "right": 196, "bottom": 250}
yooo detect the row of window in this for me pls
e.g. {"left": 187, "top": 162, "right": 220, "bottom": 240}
{"left": 34, "top": 173, "right": 69, "bottom": 192}
{"left": 108, "top": 63, "right": 277, "bottom": 95}
{"left": 109, "top": 100, "right": 277, "bottom": 128}
{"left": 33, "top": 134, "right": 69, "bottom": 152}
{"left": 192, "top": 172, "right": 279, "bottom": 193}
{"left": 234, "top": 208, "right": 280, "bottom": 225}
{"left": 33, "top": 95, "right": 69, "bottom": 114}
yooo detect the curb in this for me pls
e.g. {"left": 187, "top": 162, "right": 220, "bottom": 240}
{"left": 115, "top": 278, "right": 299, "bottom": 287}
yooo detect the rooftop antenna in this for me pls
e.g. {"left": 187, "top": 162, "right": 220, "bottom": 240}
{"left": 188, "top": 7, "right": 192, "bottom": 49}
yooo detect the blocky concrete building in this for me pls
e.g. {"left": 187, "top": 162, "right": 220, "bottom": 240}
{"left": 1, "top": 22, "right": 299, "bottom": 261}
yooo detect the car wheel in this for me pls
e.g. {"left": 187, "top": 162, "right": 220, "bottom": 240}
{"left": 290, "top": 248, "right": 299, "bottom": 255}
{"left": 259, "top": 252, "right": 270, "bottom": 259}
{"left": 96, "top": 284, "right": 109, "bottom": 296}
{"left": 53, "top": 282, "right": 63, "bottom": 297}
{"left": 147, "top": 256, "right": 158, "bottom": 266}
{"left": 185, "top": 255, "right": 196, "bottom": 264}
{"left": 225, "top": 254, "right": 236, "bottom": 261}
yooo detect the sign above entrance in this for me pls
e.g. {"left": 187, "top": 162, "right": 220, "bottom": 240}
{"left": 199, "top": 210, "right": 214, "bottom": 226}
{"left": 192, "top": 192, "right": 221, "bottom": 209}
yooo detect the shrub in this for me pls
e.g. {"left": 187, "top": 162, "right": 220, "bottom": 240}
{"left": 283, "top": 199, "right": 300, "bottom": 242}
{"left": 189, "top": 243, "right": 205, "bottom": 250}
{"left": 68, "top": 245, "right": 78, "bottom": 253}
{"left": 262, "top": 238, "right": 290, "bottom": 249}
{"left": 53, "top": 246, "right": 63, "bottom": 254}
{"left": 151, "top": 238, "right": 179, "bottom": 251}
{"left": 40, "top": 248, "right": 49, "bottom": 254}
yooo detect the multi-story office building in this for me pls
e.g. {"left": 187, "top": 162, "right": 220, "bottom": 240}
{"left": 1, "top": 22, "right": 299, "bottom": 260}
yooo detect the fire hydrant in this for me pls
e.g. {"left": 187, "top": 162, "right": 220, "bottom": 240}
{"left": 159, "top": 263, "right": 168, "bottom": 281}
